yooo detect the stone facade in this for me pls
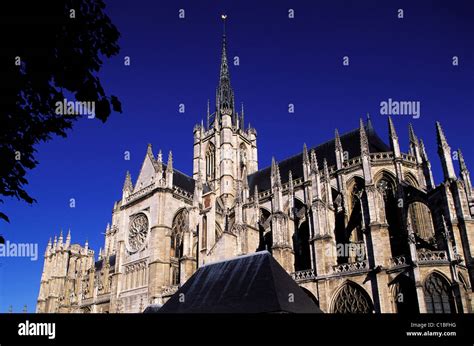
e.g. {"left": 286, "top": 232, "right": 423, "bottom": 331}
{"left": 37, "top": 27, "right": 474, "bottom": 314}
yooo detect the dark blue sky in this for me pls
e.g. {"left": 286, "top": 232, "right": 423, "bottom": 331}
{"left": 1, "top": 0, "right": 473, "bottom": 312}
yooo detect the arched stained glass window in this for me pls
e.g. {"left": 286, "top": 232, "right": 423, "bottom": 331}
{"left": 333, "top": 282, "right": 374, "bottom": 313}
{"left": 424, "top": 273, "right": 454, "bottom": 313}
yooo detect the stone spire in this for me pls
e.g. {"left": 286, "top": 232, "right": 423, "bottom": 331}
{"left": 166, "top": 151, "right": 173, "bottom": 172}
{"left": 288, "top": 170, "right": 294, "bottom": 216}
{"left": 458, "top": 149, "right": 473, "bottom": 201}
{"left": 359, "top": 118, "right": 369, "bottom": 156}
{"left": 65, "top": 229, "right": 71, "bottom": 248}
{"left": 335, "top": 129, "right": 345, "bottom": 169}
{"left": 271, "top": 157, "right": 282, "bottom": 189}
{"left": 288, "top": 170, "right": 294, "bottom": 195}
{"left": 166, "top": 151, "right": 174, "bottom": 188}
{"left": 310, "top": 149, "right": 319, "bottom": 174}
{"left": 216, "top": 14, "right": 235, "bottom": 118}
{"left": 459, "top": 149, "right": 468, "bottom": 173}
{"left": 436, "top": 121, "right": 456, "bottom": 180}
{"left": 146, "top": 143, "right": 154, "bottom": 160}
{"left": 123, "top": 171, "right": 133, "bottom": 192}
{"left": 58, "top": 230, "right": 63, "bottom": 247}
{"left": 388, "top": 116, "right": 401, "bottom": 158}
{"left": 271, "top": 158, "right": 283, "bottom": 212}
{"left": 303, "top": 143, "right": 309, "bottom": 164}
{"left": 310, "top": 150, "right": 322, "bottom": 200}
{"left": 323, "top": 158, "right": 333, "bottom": 205}
{"left": 360, "top": 118, "right": 372, "bottom": 183}
{"left": 408, "top": 123, "right": 422, "bottom": 163}
{"left": 206, "top": 99, "right": 211, "bottom": 129}
{"left": 420, "top": 139, "right": 435, "bottom": 190}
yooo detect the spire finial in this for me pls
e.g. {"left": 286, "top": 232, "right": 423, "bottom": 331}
{"left": 408, "top": 123, "right": 418, "bottom": 143}
{"left": 458, "top": 149, "right": 467, "bottom": 172}
{"left": 303, "top": 143, "right": 309, "bottom": 163}
{"left": 388, "top": 116, "right": 397, "bottom": 139}
{"left": 310, "top": 149, "right": 319, "bottom": 173}
{"left": 359, "top": 118, "right": 369, "bottom": 155}
{"left": 366, "top": 113, "right": 374, "bottom": 132}
{"left": 436, "top": 121, "right": 448, "bottom": 147}
{"left": 166, "top": 151, "right": 173, "bottom": 172}
{"left": 221, "top": 14, "right": 227, "bottom": 36}
{"left": 335, "top": 129, "right": 343, "bottom": 150}
{"left": 123, "top": 171, "right": 133, "bottom": 192}
{"left": 323, "top": 158, "right": 329, "bottom": 179}
{"left": 420, "top": 139, "right": 428, "bottom": 160}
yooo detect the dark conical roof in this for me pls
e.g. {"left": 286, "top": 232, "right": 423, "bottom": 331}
{"left": 158, "top": 251, "right": 322, "bottom": 313}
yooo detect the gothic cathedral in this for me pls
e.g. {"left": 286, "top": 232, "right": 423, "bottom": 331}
{"left": 37, "top": 24, "right": 474, "bottom": 314}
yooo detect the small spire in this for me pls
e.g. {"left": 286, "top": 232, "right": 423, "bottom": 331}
{"left": 335, "top": 129, "right": 343, "bottom": 150}
{"left": 436, "top": 121, "right": 448, "bottom": 147}
{"left": 303, "top": 143, "right": 310, "bottom": 163}
{"left": 408, "top": 123, "right": 418, "bottom": 144}
{"left": 65, "top": 229, "right": 71, "bottom": 247}
{"left": 166, "top": 151, "right": 173, "bottom": 172}
{"left": 206, "top": 99, "right": 210, "bottom": 129}
{"left": 53, "top": 235, "right": 57, "bottom": 248}
{"left": 359, "top": 118, "right": 369, "bottom": 156}
{"left": 310, "top": 149, "right": 319, "bottom": 173}
{"left": 420, "top": 139, "right": 428, "bottom": 160}
{"left": 84, "top": 239, "right": 89, "bottom": 251}
{"left": 388, "top": 116, "right": 398, "bottom": 139}
{"left": 271, "top": 158, "right": 282, "bottom": 188}
{"left": 458, "top": 149, "right": 468, "bottom": 172}
{"left": 240, "top": 102, "right": 244, "bottom": 129}
{"left": 323, "top": 158, "right": 330, "bottom": 179}
{"left": 123, "top": 171, "right": 133, "bottom": 192}
{"left": 47, "top": 237, "right": 52, "bottom": 250}
{"left": 366, "top": 113, "right": 374, "bottom": 133}
{"left": 58, "top": 229, "right": 63, "bottom": 244}
{"left": 147, "top": 143, "right": 154, "bottom": 159}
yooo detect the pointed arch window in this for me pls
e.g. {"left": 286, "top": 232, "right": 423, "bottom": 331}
{"left": 170, "top": 209, "right": 188, "bottom": 285}
{"left": 424, "top": 273, "right": 455, "bottom": 313}
{"left": 206, "top": 144, "right": 216, "bottom": 181}
{"left": 333, "top": 282, "right": 374, "bottom": 313}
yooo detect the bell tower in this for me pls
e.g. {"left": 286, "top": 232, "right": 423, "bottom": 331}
{"left": 193, "top": 15, "right": 258, "bottom": 208}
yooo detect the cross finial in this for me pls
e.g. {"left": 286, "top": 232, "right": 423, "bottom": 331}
{"left": 221, "top": 14, "right": 227, "bottom": 35}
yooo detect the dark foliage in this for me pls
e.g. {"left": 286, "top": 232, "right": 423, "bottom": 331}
{"left": 0, "top": 0, "right": 122, "bottom": 222}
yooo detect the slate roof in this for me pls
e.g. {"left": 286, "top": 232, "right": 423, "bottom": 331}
{"left": 247, "top": 123, "right": 390, "bottom": 192}
{"left": 158, "top": 251, "right": 322, "bottom": 313}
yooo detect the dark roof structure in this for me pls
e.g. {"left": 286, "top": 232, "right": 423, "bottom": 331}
{"left": 162, "top": 163, "right": 196, "bottom": 194}
{"left": 158, "top": 251, "right": 323, "bottom": 313}
{"left": 248, "top": 122, "right": 389, "bottom": 192}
